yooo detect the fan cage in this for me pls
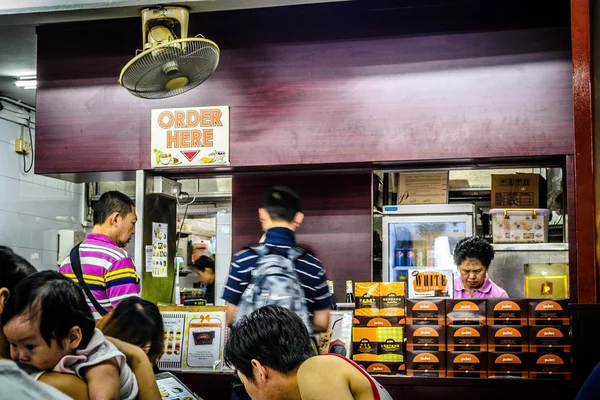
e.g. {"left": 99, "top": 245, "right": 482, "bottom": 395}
{"left": 119, "top": 38, "right": 220, "bottom": 99}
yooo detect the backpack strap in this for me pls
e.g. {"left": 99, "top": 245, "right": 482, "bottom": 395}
{"left": 249, "top": 243, "right": 269, "bottom": 256}
{"left": 69, "top": 244, "right": 109, "bottom": 316}
{"left": 287, "top": 246, "right": 305, "bottom": 262}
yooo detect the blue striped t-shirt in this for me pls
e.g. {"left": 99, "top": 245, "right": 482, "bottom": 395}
{"left": 222, "top": 227, "right": 331, "bottom": 312}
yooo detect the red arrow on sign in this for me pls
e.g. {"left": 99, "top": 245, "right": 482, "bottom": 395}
{"left": 180, "top": 150, "right": 200, "bottom": 162}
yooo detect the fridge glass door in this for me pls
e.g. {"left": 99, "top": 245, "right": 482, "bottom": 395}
{"left": 384, "top": 215, "right": 472, "bottom": 282}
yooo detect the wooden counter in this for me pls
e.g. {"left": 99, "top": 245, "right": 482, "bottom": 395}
{"left": 174, "top": 372, "right": 575, "bottom": 400}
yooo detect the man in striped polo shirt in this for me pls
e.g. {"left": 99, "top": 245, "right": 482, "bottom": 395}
{"left": 60, "top": 191, "right": 140, "bottom": 319}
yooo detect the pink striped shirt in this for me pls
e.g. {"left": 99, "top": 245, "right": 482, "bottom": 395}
{"left": 59, "top": 234, "right": 140, "bottom": 319}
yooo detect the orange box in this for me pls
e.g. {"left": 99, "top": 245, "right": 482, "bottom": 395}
{"left": 530, "top": 352, "right": 571, "bottom": 380}
{"left": 487, "top": 299, "right": 528, "bottom": 325}
{"left": 406, "top": 299, "right": 445, "bottom": 325}
{"left": 488, "top": 325, "right": 528, "bottom": 352}
{"left": 446, "top": 299, "right": 487, "bottom": 326}
{"left": 528, "top": 299, "right": 570, "bottom": 326}
{"left": 352, "top": 327, "right": 378, "bottom": 362}
{"left": 407, "top": 325, "right": 446, "bottom": 351}
{"left": 447, "top": 325, "right": 487, "bottom": 351}
{"left": 353, "top": 316, "right": 406, "bottom": 327}
{"left": 356, "top": 361, "right": 405, "bottom": 375}
{"left": 354, "top": 282, "right": 380, "bottom": 317}
{"left": 406, "top": 351, "right": 446, "bottom": 377}
{"left": 380, "top": 282, "right": 406, "bottom": 316}
{"left": 488, "top": 352, "right": 529, "bottom": 378}
{"left": 529, "top": 326, "right": 571, "bottom": 353}
{"left": 447, "top": 351, "right": 487, "bottom": 378}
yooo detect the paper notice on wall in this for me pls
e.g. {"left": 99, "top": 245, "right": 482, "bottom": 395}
{"left": 145, "top": 245, "right": 153, "bottom": 273}
{"left": 398, "top": 172, "right": 449, "bottom": 205}
{"left": 152, "top": 222, "right": 168, "bottom": 278}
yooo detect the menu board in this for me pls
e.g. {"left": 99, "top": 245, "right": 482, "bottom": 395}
{"left": 152, "top": 222, "right": 168, "bottom": 277}
{"left": 155, "top": 372, "right": 198, "bottom": 400}
{"left": 158, "top": 312, "right": 187, "bottom": 371}
{"left": 182, "top": 311, "right": 226, "bottom": 372}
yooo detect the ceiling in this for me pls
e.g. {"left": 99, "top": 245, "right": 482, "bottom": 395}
{"left": 0, "top": 0, "right": 347, "bottom": 108}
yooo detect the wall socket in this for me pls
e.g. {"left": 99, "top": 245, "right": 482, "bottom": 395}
{"left": 15, "top": 139, "right": 31, "bottom": 154}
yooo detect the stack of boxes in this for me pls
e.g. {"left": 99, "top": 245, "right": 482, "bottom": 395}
{"left": 352, "top": 282, "right": 406, "bottom": 375}
{"left": 406, "top": 299, "right": 446, "bottom": 377}
{"left": 487, "top": 299, "right": 529, "bottom": 378}
{"left": 446, "top": 300, "right": 487, "bottom": 377}
{"left": 528, "top": 299, "right": 571, "bottom": 380}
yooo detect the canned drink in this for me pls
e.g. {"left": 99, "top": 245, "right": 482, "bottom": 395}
{"left": 405, "top": 249, "right": 415, "bottom": 266}
{"left": 427, "top": 250, "right": 436, "bottom": 267}
{"left": 395, "top": 249, "right": 405, "bottom": 266}
{"left": 416, "top": 250, "right": 425, "bottom": 267}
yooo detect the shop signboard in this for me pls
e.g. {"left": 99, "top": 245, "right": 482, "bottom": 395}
{"left": 151, "top": 106, "right": 230, "bottom": 168}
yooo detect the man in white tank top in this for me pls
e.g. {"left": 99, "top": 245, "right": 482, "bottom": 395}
{"left": 224, "top": 306, "right": 392, "bottom": 400}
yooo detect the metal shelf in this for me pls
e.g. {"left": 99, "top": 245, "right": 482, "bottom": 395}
{"left": 491, "top": 243, "right": 568, "bottom": 251}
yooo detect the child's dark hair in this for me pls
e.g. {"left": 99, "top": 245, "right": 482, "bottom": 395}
{"left": 0, "top": 246, "right": 37, "bottom": 294}
{"left": 191, "top": 255, "right": 215, "bottom": 272}
{"left": 453, "top": 236, "right": 495, "bottom": 269}
{"left": 1, "top": 271, "right": 95, "bottom": 348}
{"left": 98, "top": 297, "right": 164, "bottom": 364}
{"left": 261, "top": 186, "right": 302, "bottom": 222}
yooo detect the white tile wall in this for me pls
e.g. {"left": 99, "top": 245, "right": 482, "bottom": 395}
{"left": 0, "top": 117, "right": 84, "bottom": 271}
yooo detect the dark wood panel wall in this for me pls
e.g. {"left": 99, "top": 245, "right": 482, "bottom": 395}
{"left": 34, "top": 2, "right": 574, "bottom": 176}
{"left": 231, "top": 172, "right": 372, "bottom": 302}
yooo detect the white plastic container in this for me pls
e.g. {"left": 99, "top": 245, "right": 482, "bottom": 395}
{"left": 490, "top": 209, "right": 551, "bottom": 243}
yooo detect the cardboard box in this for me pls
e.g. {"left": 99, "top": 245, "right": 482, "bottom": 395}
{"left": 406, "top": 351, "right": 446, "bottom": 377}
{"left": 354, "top": 282, "right": 380, "bottom": 317}
{"left": 530, "top": 352, "right": 572, "bottom": 380}
{"left": 352, "top": 327, "right": 378, "bottom": 362}
{"left": 376, "top": 327, "right": 405, "bottom": 362}
{"left": 528, "top": 299, "right": 570, "bottom": 326}
{"left": 380, "top": 282, "right": 406, "bottom": 316}
{"left": 491, "top": 174, "right": 547, "bottom": 209}
{"left": 446, "top": 299, "right": 487, "bottom": 326}
{"left": 447, "top": 325, "right": 487, "bottom": 351}
{"left": 408, "top": 268, "right": 453, "bottom": 298}
{"left": 353, "top": 316, "right": 406, "bottom": 327}
{"left": 488, "top": 325, "right": 529, "bottom": 352}
{"left": 397, "top": 172, "right": 449, "bottom": 205}
{"left": 447, "top": 351, "right": 487, "bottom": 378}
{"left": 529, "top": 326, "right": 571, "bottom": 353}
{"left": 487, "top": 299, "right": 528, "bottom": 325}
{"left": 406, "top": 299, "right": 446, "bottom": 325}
{"left": 356, "top": 361, "right": 406, "bottom": 375}
{"left": 488, "top": 352, "right": 529, "bottom": 378}
{"left": 407, "top": 325, "right": 446, "bottom": 351}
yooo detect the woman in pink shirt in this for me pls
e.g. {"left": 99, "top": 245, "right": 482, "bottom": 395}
{"left": 453, "top": 236, "right": 508, "bottom": 299}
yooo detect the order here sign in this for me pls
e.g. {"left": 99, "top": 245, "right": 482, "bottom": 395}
{"left": 151, "top": 106, "right": 230, "bottom": 168}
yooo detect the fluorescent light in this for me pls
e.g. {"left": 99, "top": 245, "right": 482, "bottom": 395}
{"left": 15, "top": 79, "right": 37, "bottom": 88}
{"left": 23, "top": 86, "right": 36, "bottom": 90}
{"left": 19, "top": 75, "right": 36, "bottom": 80}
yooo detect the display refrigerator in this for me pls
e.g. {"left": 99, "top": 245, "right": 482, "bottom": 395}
{"left": 382, "top": 204, "right": 476, "bottom": 282}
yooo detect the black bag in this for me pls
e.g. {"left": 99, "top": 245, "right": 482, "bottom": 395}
{"left": 69, "top": 244, "right": 109, "bottom": 316}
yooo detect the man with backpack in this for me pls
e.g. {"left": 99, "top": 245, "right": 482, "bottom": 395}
{"left": 222, "top": 186, "right": 332, "bottom": 399}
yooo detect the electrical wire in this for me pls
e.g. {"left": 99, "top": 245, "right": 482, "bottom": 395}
{"left": 170, "top": 191, "right": 197, "bottom": 303}
{"left": 23, "top": 118, "right": 34, "bottom": 174}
